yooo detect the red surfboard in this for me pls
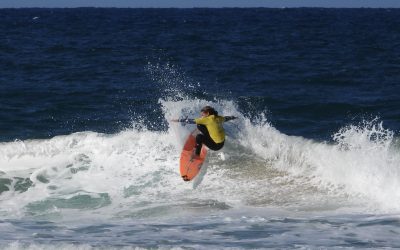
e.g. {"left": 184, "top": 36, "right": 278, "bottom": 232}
{"left": 179, "top": 129, "right": 207, "bottom": 181}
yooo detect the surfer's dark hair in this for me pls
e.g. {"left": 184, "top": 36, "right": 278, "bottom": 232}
{"left": 201, "top": 106, "right": 218, "bottom": 115}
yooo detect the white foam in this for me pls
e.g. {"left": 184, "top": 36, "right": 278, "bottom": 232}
{"left": 238, "top": 114, "right": 400, "bottom": 212}
{"left": 0, "top": 99, "right": 399, "bottom": 220}
{"left": 2, "top": 241, "right": 183, "bottom": 250}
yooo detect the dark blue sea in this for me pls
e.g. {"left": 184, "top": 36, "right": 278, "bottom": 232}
{"left": 1, "top": 8, "right": 400, "bottom": 249}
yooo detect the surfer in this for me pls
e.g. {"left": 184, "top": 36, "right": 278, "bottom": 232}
{"left": 172, "top": 106, "right": 237, "bottom": 158}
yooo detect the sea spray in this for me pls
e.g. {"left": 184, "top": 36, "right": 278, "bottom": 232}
{"left": 238, "top": 113, "right": 400, "bottom": 211}
{"left": 1, "top": 99, "right": 400, "bottom": 221}
{"left": 329, "top": 119, "right": 400, "bottom": 211}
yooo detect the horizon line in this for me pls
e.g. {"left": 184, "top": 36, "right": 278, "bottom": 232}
{"left": 1, "top": 6, "right": 400, "bottom": 9}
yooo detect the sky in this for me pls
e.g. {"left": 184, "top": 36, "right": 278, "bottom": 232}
{"left": 1, "top": 0, "right": 400, "bottom": 8}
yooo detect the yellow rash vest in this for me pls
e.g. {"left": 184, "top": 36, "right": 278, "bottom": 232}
{"left": 194, "top": 115, "right": 226, "bottom": 143}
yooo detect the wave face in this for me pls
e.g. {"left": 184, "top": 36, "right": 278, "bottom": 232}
{"left": 1, "top": 98, "right": 399, "bottom": 222}
{"left": 1, "top": 8, "right": 400, "bottom": 249}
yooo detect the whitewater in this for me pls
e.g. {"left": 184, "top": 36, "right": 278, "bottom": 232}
{"left": 2, "top": 6, "right": 400, "bottom": 249}
{"left": 1, "top": 97, "right": 400, "bottom": 249}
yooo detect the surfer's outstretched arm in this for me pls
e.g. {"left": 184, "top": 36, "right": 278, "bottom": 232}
{"left": 224, "top": 116, "right": 237, "bottom": 122}
{"left": 171, "top": 118, "right": 196, "bottom": 124}
{"left": 172, "top": 116, "right": 237, "bottom": 123}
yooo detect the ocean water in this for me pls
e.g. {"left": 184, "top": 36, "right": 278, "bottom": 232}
{"left": 1, "top": 8, "right": 400, "bottom": 249}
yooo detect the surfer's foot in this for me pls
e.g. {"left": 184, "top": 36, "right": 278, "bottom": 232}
{"left": 190, "top": 150, "right": 200, "bottom": 161}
